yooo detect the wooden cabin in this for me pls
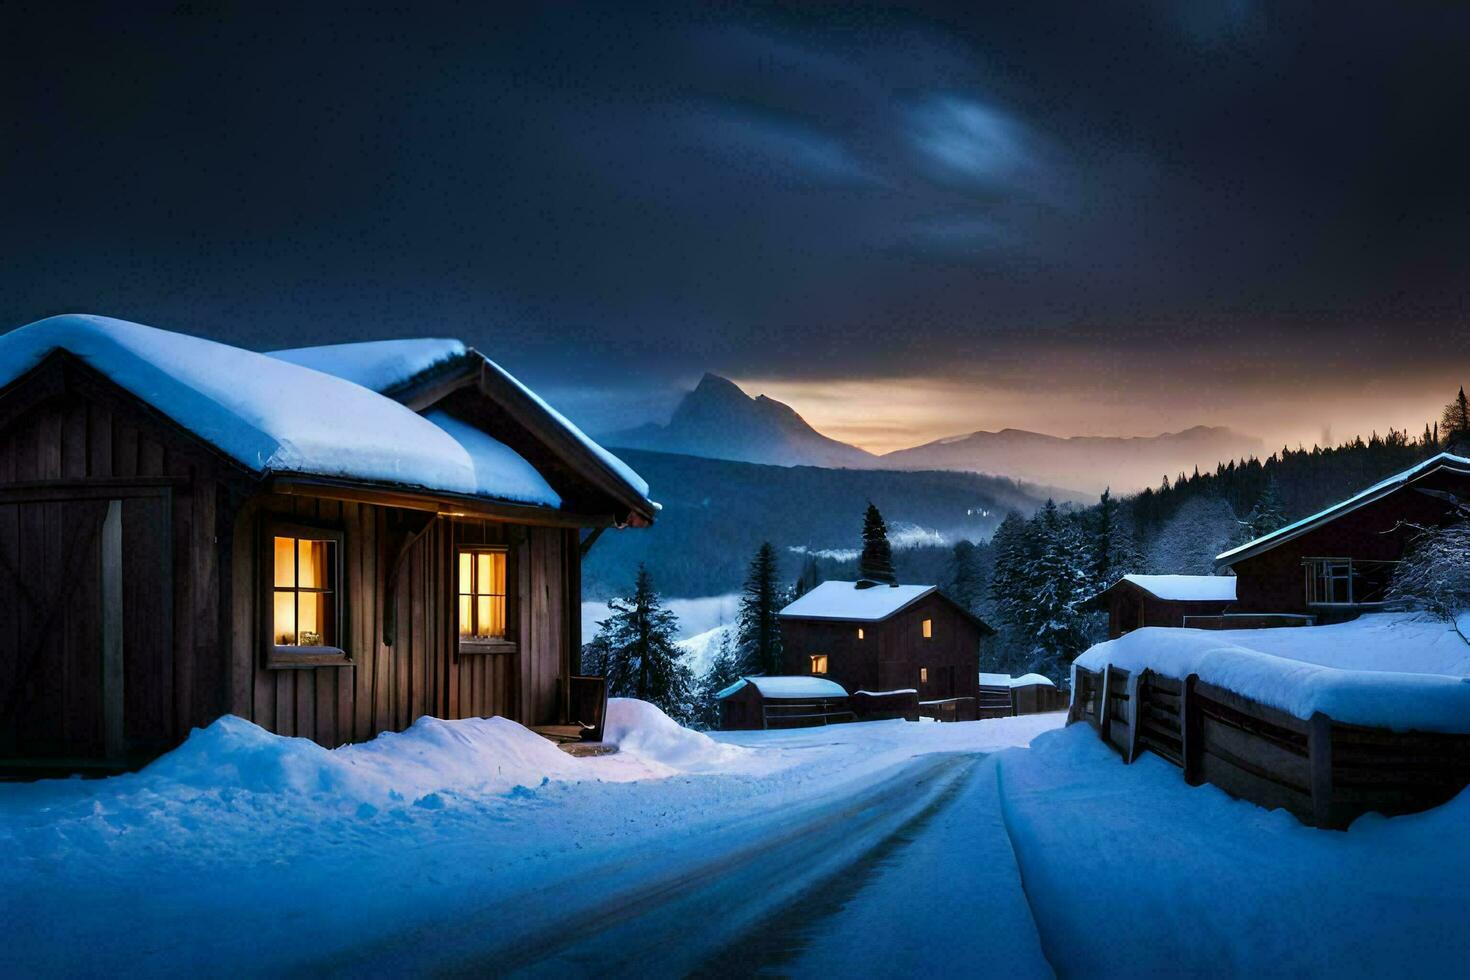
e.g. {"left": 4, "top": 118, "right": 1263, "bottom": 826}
{"left": 714, "top": 676, "right": 854, "bottom": 731}
{"left": 1216, "top": 453, "right": 1470, "bottom": 621}
{"left": 779, "top": 580, "right": 993, "bottom": 722}
{"left": 0, "top": 315, "right": 655, "bottom": 777}
{"left": 1085, "top": 574, "right": 1238, "bottom": 639}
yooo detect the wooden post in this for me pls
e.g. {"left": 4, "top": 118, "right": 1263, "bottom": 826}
{"left": 1099, "top": 667, "right": 1113, "bottom": 743}
{"left": 101, "top": 498, "right": 124, "bottom": 763}
{"left": 1180, "top": 673, "right": 1201, "bottom": 785}
{"left": 1125, "top": 670, "right": 1144, "bottom": 763}
{"left": 1308, "top": 711, "right": 1334, "bottom": 828}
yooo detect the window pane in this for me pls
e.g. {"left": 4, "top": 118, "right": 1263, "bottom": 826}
{"left": 458, "top": 552, "right": 473, "bottom": 596}
{"left": 273, "top": 590, "right": 297, "bottom": 645}
{"left": 273, "top": 537, "right": 296, "bottom": 587}
{"left": 489, "top": 551, "right": 506, "bottom": 594}
{"left": 487, "top": 594, "right": 505, "bottom": 637}
{"left": 476, "top": 553, "right": 492, "bottom": 597}
{"left": 299, "top": 539, "right": 329, "bottom": 590}
{"left": 297, "top": 591, "right": 327, "bottom": 646}
{"left": 458, "top": 595, "right": 473, "bottom": 637}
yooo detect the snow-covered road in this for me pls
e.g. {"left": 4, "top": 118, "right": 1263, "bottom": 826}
{"left": 11, "top": 703, "right": 1468, "bottom": 978}
{"left": 1, "top": 708, "right": 1061, "bottom": 977}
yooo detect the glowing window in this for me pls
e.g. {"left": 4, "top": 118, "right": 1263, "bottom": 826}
{"left": 810, "top": 654, "right": 829, "bottom": 675}
{"left": 272, "top": 533, "right": 338, "bottom": 648}
{"left": 920, "top": 667, "right": 929, "bottom": 683}
{"left": 856, "top": 627, "right": 865, "bottom": 640}
{"left": 458, "top": 549, "right": 508, "bottom": 640}
{"left": 922, "top": 618, "right": 933, "bottom": 639}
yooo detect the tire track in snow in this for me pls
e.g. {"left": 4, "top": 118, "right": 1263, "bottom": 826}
{"left": 318, "top": 752, "right": 980, "bottom": 977}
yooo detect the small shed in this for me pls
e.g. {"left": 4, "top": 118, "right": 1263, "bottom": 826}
{"left": 715, "top": 676, "right": 854, "bottom": 731}
{"left": 978, "top": 673, "right": 1067, "bottom": 716}
{"left": 1086, "top": 574, "right": 1237, "bottom": 639}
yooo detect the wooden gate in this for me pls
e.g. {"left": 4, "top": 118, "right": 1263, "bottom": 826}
{"left": 0, "top": 487, "right": 172, "bottom": 774}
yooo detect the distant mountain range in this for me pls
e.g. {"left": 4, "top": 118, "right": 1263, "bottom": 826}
{"left": 882, "top": 426, "right": 1266, "bottom": 495}
{"left": 601, "top": 374, "right": 1265, "bottom": 495}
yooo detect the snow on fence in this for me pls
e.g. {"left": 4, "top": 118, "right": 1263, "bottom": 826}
{"left": 1070, "top": 664, "right": 1470, "bottom": 828}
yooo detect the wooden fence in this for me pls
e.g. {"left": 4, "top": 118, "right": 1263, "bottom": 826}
{"left": 1070, "top": 665, "right": 1470, "bottom": 828}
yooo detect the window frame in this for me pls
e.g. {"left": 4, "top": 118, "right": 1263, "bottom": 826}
{"left": 1304, "top": 557, "right": 1354, "bottom": 606}
{"left": 921, "top": 618, "right": 933, "bottom": 639}
{"left": 456, "top": 545, "right": 519, "bottom": 656}
{"left": 809, "top": 653, "right": 829, "bottom": 675}
{"left": 260, "top": 518, "right": 350, "bottom": 670}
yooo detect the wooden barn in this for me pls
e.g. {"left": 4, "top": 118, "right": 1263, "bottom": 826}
{"left": 779, "top": 580, "right": 993, "bottom": 722}
{"left": 0, "top": 314, "right": 655, "bottom": 777}
{"left": 714, "top": 676, "right": 854, "bottom": 731}
{"left": 1217, "top": 452, "right": 1470, "bottom": 620}
{"left": 1085, "top": 574, "right": 1238, "bottom": 639}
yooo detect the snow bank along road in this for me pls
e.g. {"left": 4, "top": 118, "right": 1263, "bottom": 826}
{"left": 1, "top": 705, "right": 1059, "bottom": 977}
{"left": 9, "top": 701, "right": 1470, "bottom": 977}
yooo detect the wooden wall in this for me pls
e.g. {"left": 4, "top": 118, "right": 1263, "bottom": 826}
{"left": 781, "top": 593, "right": 983, "bottom": 705}
{"left": 1230, "top": 468, "right": 1470, "bottom": 616}
{"left": 0, "top": 381, "right": 226, "bottom": 769}
{"left": 231, "top": 495, "right": 573, "bottom": 749}
{"left": 1102, "top": 585, "right": 1233, "bottom": 638}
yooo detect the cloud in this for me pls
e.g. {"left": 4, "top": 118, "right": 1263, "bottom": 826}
{"left": 695, "top": 107, "right": 876, "bottom": 186}
{"left": 909, "top": 95, "right": 1031, "bottom": 186}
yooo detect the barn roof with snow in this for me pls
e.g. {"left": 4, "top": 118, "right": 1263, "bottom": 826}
{"left": 0, "top": 315, "right": 653, "bottom": 525}
{"left": 1115, "top": 574, "right": 1237, "bottom": 602}
{"left": 780, "top": 581, "right": 938, "bottom": 621}
{"left": 1214, "top": 452, "right": 1470, "bottom": 567}
{"left": 779, "top": 579, "right": 994, "bottom": 633}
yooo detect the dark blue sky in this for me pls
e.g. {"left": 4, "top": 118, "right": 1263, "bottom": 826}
{"left": 4, "top": 2, "right": 1469, "bottom": 448}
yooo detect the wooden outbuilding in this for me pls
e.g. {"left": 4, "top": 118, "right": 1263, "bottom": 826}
{"left": 1216, "top": 452, "right": 1470, "bottom": 620}
{"left": 0, "top": 315, "right": 654, "bottom": 777}
{"left": 978, "top": 673, "right": 1068, "bottom": 716}
{"left": 1085, "top": 574, "right": 1238, "bottom": 639}
{"left": 715, "top": 676, "right": 854, "bottom": 731}
{"left": 779, "top": 580, "right": 993, "bottom": 722}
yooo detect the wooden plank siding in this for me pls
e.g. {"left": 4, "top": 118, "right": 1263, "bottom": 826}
{"left": 232, "top": 496, "right": 569, "bottom": 749}
{"left": 1, "top": 361, "right": 582, "bottom": 772}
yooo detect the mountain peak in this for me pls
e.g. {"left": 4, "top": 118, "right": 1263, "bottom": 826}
{"left": 600, "top": 373, "right": 875, "bottom": 469}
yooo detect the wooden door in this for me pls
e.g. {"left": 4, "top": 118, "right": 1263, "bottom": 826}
{"left": 0, "top": 488, "right": 173, "bottom": 772}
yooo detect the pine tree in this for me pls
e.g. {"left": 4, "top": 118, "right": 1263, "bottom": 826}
{"left": 737, "top": 542, "right": 786, "bottom": 674}
{"left": 1236, "top": 475, "right": 1287, "bottom": 544}
{"left": 586, "top": 564, "right": 694, "bottom": 723}
{"left": 1091, "top": 487, "right": 1145, "bottom": 589}
{"left": 858, "top": 502, "right": 896, "bottom": 585}
{"left": 1018, "top": 504, "right": 1095, "bottom": 681}
{"left": 945, "top": 540, "right": 983, "bottom": 614}
{"left": 987, "top": 511, "right": 1034, "bottom": 632}
{"left": 693, "top": 628, "right": 748, "bottom": 730}
{"left": 793, "top": 554, "right": 822, "bottom": 598}
{"left": 1442, "top": 386, "right": 1470, "bottom": 449}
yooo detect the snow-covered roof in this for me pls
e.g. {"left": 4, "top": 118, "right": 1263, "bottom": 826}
{"left": 1215, "top": 452, "right": 1470, "bottom": 566}
{"left": 980, "top": 672, "right": 1057, "bottom": 689}
{"left": 272, "top": 338, "right": 652, "bottom": 505}
{"left": 1120, "top": 574, "right": 1236, "bottom": 602}
{"left": 715, "top": 676, "right": 849, "bottom": 700}
{"left": 271, "top": 338, "right": 467, "bottom": 395}
{"left": 0, "top": 315, "right": 570, "bottom": 509}
{"left": 780, "top": 581, "right": 937, "bottom": 622}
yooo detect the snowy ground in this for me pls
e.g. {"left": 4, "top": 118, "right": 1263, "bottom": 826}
{"left": 5, "top": 701, "right": 1470, "bottom": 977}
